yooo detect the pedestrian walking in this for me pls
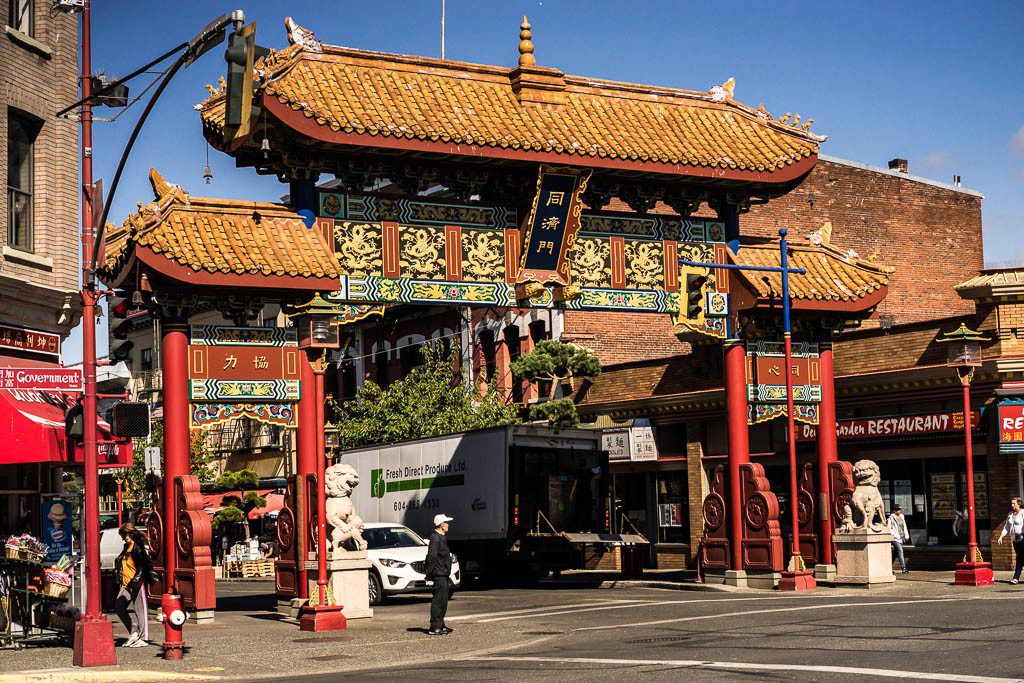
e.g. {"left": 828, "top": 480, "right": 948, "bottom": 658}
{"left": 114, "top": 523, "right": 155, "bottom": 647}
{"left": 997, "top": 497, "right": 1024, "bottom": 584}
{"left": 887, "top": 505, "right": 911, "bottom": 574}
{"left": 425, "top": 513, "right": 454, "bottom": 636}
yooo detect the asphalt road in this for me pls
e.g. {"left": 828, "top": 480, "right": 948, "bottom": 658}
{"left": 266, "top": 581, "right": 1024, "bottom": 683}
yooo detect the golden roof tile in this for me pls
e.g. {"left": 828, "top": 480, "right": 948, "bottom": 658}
{"left": 102, "top": 169, "right": 339, "bottom": 283}
{"left": 200, "top": 24, "right": 823, "bottom": 176}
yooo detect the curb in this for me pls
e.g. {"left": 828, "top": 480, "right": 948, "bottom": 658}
{"left": 538, "top": 578, "right": 737, "bottom": 592}
{"left": 0, "top": 671, "right": 213, "bottom": 683}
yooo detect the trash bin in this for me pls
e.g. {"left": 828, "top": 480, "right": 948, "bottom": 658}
{"left": 620, "top": 543, "right": 643, "bottom": 579}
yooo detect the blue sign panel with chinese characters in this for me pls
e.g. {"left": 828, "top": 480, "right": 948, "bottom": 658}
{"left": 519, "top": 166, "right": 591, "bottom": 285}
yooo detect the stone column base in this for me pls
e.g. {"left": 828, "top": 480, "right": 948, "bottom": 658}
{"left": 835, "top": 530, "right": 896, "bottom": 587}
{"left": 724, "top": 569, "right": 748, "bottom": 587}
{"left": 813, "top": 563, "right": 838, "bottom": 583}
{"left": 746, "top": 571, "right": 780, "bottom": 589}
{"left": 305, "top": 551, "right": 374, "bottom": 619}
{"left": 702, "top": 569, "right": 726, "bottom": 585}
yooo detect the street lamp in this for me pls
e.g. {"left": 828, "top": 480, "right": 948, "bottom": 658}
{"left": 289, "top": 294, "right": 347, "bottom": 631}
{"left": 937, "top": 323, "right": 994, "bottom": 587}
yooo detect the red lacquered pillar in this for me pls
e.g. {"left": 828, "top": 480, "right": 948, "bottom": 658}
{"left": 294, "top": 354, "right": 318, "bottom": 599}
{"left": 816, "top": 339, "right": 839, "bottom": 566}
{"left": 723, "top": 339, "right": 750, "bottom": 571}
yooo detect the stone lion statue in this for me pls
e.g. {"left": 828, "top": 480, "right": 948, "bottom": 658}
{"left": 839, "top": 459, "right": 887, "bottom": 534}
{"left": 324, "top": 463, "right": 367, "bottom": 553}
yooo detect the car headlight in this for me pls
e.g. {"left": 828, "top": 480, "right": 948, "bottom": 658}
{"left": 378, "top": 558, "right": 407, "bottom": 569}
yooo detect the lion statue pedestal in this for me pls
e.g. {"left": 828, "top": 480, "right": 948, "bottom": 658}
{"left": 305, "top": 464, "right": 373, "bottom": 619}
{"left": 834, "top": 459, "right": 895, "bottom": 587}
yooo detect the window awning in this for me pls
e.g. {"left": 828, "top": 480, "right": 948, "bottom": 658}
{"left": 0, "top": 358, "right": 132, "bottom": 468}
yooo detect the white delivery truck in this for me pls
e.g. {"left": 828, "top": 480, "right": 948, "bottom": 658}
{"left": 339, "top": 425, "right": 646, "bottom": 581}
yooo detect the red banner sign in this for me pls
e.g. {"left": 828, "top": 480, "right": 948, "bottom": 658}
{"left": 797, "top": 410, "right": 981, "bottom": 442}
{"left": 999, "top": 405, "right": 1024, "bottom": 443}
{"left": 0, "top": 325, "right": 59, "bottom": 356}
{"left": 0, "top": 367, "right": 83, "bottom": 392}
{"left": 188, "top": 345, "right": 300, "bottom": 382}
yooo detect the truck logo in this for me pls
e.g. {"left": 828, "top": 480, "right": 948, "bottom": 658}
{"left": 369, "top": 467, "right": 465, "bottom": 499}
{"left": 471, "top": 498, "right": 487, "bottom": 511}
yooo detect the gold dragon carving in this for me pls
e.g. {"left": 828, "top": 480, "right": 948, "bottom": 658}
{"left": 624, "top": 240, "right": 664, "bottom": 289}
{"left": 461, "top": 231, "right": 504, "bottom": 282}
{"left": 334, "top": 222, "right": 383, "bottom": 277}
{"left": 571, "top": 237, "right": 611, "bottom": 288}
{"left": 400, "top": 227, "right": 446, "bottom": 278}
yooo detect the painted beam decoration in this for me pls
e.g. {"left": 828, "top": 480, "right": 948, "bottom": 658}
{"left": 319, "top": 188, "right": 727, "bottom": 334}
{"left": 746, "top": 340, "right": 821, "bottom": 425}
{"left": 188, "top": 326, "right": 300, "bottom": 428}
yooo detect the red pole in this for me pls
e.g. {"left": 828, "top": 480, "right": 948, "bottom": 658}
{"left": 963, "top": 380, "right": 979, "bottom": 556}
{"left": 816, "top": 340, "right": 838, "bottom": 566}
{"left": 314, "top": 360, "right": 328, "bottom": 606}
{"left": 723, "top": 340, "right": 750, "bottom": 572}
{"left": 160, "top": 321, "right": 189, "bottom": 657}
{"left": 116, "top": 478, "right": 123, "bottom": 528}
{"left": 294, "top": 354, "right": 317, "bottom": 600}
{"left": 784, "top": 334, "right": 801, "bottom": 566}
{"left": 73, "top": 0, "right": 117, "bottom": 667}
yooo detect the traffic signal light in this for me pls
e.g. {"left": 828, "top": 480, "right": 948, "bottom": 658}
{"left": 224, "top": 22, "right": 270, "bottom": 142}
{"left": 65, "top": 403, "right": 85, "bottom": 443}
{"left": 108, "top": 295, "right": 134, "bottom": 360}
{"left": 110, "top": 339, "right": 134, "bottom": 362}
{"left": 685, "top": 271, "right": 708, "bottom": 320}
{"left": 108, "top": 402, "right": 151, "bottom": 438}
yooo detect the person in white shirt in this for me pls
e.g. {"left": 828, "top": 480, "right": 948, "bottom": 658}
{"left": 997, "top": 497, "right": 1024, "bottom": 584}
{"left": 887, "top": 505, "right": 911, "bottom": 574}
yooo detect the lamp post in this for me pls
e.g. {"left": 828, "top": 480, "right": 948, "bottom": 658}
{"left": 938, "top": 323, "right": 994, "bottom": 587}
{"left": 290, "top": 294, "right": 347, "bottom": 631}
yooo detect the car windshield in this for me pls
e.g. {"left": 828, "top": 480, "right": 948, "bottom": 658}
{"left": 363, "top": 527, "right": 426, "bottom": 549}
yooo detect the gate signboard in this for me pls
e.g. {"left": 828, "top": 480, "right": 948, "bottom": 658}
{"left": 518, "top": 166, "right": 592, "bottom": 287}
{"left": 746, "top": 340, "right": 821, "bottom": 425}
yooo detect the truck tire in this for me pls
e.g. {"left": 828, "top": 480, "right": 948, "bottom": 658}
{"left": 368, "top": 571, "right": 384, "bottom": 606}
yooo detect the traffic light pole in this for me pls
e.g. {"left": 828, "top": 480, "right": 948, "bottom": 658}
{"left": 681, "top": 228, "right": 815, "bottom": 591}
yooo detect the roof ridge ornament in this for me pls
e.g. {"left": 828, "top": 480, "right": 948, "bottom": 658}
{"left": 149, "top": 168, "right": 184, "bottom": 201}
{"left": 518, "top": 16, "right": 535, "bottom": 67}
{"left": 285, "top": 16, "right": 323, "bottom": 53}
{"left": 709, "top": 77, "right": 735, "bottom": 102}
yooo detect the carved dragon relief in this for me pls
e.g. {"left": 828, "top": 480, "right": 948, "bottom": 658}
{"left": 624, "top": 240, "right": 664, "bottom": 289}
{"left": 334, "top": 222, "right": 383, "bottom": 277}
{"left": 400, "top": 226, "right": 446, "bottom": 278}
{"left": 570, "top": 237, "right": 611, "bottom": 288}
{"left": 461, "top": 230, "right": 504, "bottom": 281}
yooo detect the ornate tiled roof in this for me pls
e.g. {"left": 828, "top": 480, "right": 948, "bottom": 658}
{"left": 955, "top": 268, "right": 1024, "bottom": 298}
{"left": 730, "top": 233, "right": 893, "bottom": 305}
{"left": 102, "top": 169, "right": 339, "bottom": 284}
{"left": 200, "top": 21, "right": 823, "bottom": 177}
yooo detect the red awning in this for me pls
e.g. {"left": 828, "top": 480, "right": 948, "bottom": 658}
{"left": 0, "top": 357, "right": 132, "bottom": 468}
{"left": 247, "top": 493, "right": 285, "bottom": 520}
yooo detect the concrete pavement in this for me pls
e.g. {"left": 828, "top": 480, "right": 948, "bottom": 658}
{"left": 2, "top": 573, "right": 1023, "bottom": 682}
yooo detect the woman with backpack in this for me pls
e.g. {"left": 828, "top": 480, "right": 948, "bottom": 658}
{"left": 114, "top": 522, "right": 155, "bottom": 647}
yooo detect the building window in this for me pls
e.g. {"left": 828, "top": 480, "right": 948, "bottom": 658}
{"left": 7, "top": 111, "right": 38, "bottom": 252}
{"left": 7, "top": 0, "right": 32, "bottom": 35}
{"left": 479, "top": 330, "right": 497, "bottom": 383}
{"left": 140, "top": 348, "right": 153, "bottom": 372}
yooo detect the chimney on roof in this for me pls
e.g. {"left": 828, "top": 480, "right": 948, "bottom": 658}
{"left": 888, "top": 158, "right": 909, "bottom": 174}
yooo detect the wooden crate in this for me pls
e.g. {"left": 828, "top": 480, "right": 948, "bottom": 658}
{"left": 225, "top": 558, "right": 274, "bottom": 579}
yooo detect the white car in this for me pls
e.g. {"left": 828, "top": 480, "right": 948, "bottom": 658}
{"left": 363, "top": 523, "right": 460, "bottom": 606}
{"left": 100, "top": 527, "right": 124, "bottom": 569}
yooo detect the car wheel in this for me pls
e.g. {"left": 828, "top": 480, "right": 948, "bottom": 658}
{"left": 368, "top": 571, "right": 384, "bottom": 606}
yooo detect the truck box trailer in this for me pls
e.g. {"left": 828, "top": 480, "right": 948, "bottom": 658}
{"left": 338, "top": 425, "right": 646, "bottom": 579}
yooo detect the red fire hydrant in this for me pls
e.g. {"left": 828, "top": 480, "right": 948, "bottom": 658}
{"left": 158, "top": 593, "right": 186, "bottom": 660}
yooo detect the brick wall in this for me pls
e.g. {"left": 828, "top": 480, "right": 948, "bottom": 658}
{"left": 0, "top": 3, "right": 81, "bottom": 336}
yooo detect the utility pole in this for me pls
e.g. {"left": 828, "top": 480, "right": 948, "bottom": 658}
{"left": 72, "top": 0, "right": 117, "bottom": 666}
{"left": 441, "top": 0, "right": 446, "bottom": 59}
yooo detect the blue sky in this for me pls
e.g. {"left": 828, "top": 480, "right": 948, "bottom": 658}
{"left": 66, "top": 0, "right": 1024, "bottom": 361}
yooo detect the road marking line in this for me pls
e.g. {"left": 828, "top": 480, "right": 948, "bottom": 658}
{"left": 473, "top": 595, "right": 829, "bottom": 623}
{"left": 470, "top": 656, "right": 1023, "bottom": 683}
{"left": 574, "top": 597, "right": 962, "bottom": 631}
{"left": 449, "top": 599, "right": 647, "bottom": 621}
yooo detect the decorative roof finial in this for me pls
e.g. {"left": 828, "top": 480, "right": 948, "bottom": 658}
{"left": 285, "top": 17, "right": 323, "bottom": 53}
{"left": 518, "top": 16, "right": 535, "bottom": 67}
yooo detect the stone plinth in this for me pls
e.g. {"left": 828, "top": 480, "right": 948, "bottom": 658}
{"left": 305, "top": 551, "right": 373, "bottom": 619}
{"left": 835, "top": 530, "right": 896, "bottom": 587}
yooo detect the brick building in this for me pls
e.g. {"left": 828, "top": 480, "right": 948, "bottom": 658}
{"left": 1, "top": 1, "right": 83, "bottom": 534}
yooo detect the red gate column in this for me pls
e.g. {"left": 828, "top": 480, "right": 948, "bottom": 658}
{"left": 723, "top": 339, "right": 750, "bottom": 581}
{"left": 295, "top": 353, "right": 317, "bottom": 598}
{"left": 815, "top": 338, "right": 839, "bottom": 578}
{"left": 160, "top": 320, "right": 189, "bottom": 658}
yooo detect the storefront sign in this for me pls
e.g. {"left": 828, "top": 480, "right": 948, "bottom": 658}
{"left": 0, "top": 324, "right": 59, "bottom": 356}
{"left": 0, "top": 366, "right": 83, "bottom": 392}
{"left": 602, "top": 426, "right": 659, "bottom": 462}
{"left": 797, "top": 410, "right": 981, "bottom": 441}
{"left": 999, "top": 404, "right": 1024, "bottom": 443}
{"left": 41, "top": 498, "right": 74, "bottom": 563}
{"left": 188, "top": 344, "right": 300, "bottom": 402}
{"left": 518, "top": 166, "right": 591, "bottom": 286}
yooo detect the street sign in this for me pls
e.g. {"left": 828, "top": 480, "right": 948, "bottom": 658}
{"left": 0, "top": 325, "right": 60, "bottom": 357}
{"left": 0, "top": 366, "right": 83, "bottom": 391}
{"left": 144, "top": 446, "right": 161, "bottom": 476}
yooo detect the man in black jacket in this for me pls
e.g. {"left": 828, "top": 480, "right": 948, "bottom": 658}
{"left": 424, "top": 513, "right": 454, "bottom": 635}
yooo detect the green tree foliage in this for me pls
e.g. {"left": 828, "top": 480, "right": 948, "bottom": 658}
{"left": 120, "top": 421, "right": 218, "bottom": 502}
{"left": 212, "top": 469, "right": 260, "bottom": 492}
{"left": 511, "top": 340, "right": 601, "bottom": 428}
{"left": 333, "top": 341, "right": 520, "bottom": 449}
{"left": 242, "top": 491, "right": 267, "bottom": 511}
{"left": 211, "top": 506, "right": 245, "bottom": 540}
